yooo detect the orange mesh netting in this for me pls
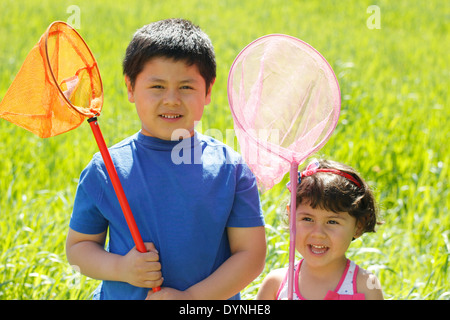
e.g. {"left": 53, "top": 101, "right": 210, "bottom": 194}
{"left": 0, "top": 21, "right": 103, "bottom": 138}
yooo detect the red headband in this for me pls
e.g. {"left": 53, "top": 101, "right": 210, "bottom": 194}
{"left": 287, "top": 160, "right": 362, "bottom": 192}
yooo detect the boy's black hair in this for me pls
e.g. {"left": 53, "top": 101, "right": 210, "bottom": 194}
{"left": 123, "top": 18, "right": 216, "bottom": 92}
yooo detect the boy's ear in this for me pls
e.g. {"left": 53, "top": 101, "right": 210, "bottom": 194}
{"left": 205, "top": 78, "right": 215, "bottom": 105}
{"left": 125, "top": 76, "right": 135, "bottom": 103}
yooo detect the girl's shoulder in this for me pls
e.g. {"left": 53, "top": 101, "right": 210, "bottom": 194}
{"left": 356, "top": 265, "right": 384, "bottom": 300}
{"left": 256, "top": 267, "right": 287, "bottom": 300}
{"left": 267, "top": 267, "right": 288, "bottom": 281}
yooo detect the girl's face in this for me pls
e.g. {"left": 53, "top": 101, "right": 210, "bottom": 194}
{"left": 293, "top": 203, "right": 362, "bottom": 270}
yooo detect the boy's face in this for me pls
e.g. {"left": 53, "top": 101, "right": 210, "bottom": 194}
{"left": 126, "top": 57, "right": 213, "bottom": 140}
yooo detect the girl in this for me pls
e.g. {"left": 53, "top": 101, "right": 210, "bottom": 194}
{"left": 257, "top": 159, "right": 384, "bottom": 300}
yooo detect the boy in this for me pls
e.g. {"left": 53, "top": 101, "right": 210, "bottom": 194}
{"left": 66, "top": 18, "right": 266, "bottom": 300}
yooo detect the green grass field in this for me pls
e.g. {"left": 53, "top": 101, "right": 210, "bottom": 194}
{"left": 0, "top": 0, "right": 448, "bottom": 300}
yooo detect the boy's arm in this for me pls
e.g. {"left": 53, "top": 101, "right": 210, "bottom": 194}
{"left": 66, "top": 228, "right": 163, "bottom": 288}
{"left": 147, "top": 226, "right": 266, "bottom": 300}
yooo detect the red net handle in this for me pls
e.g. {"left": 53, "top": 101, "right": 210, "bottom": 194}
{"left": 88, "top": 118, "right": 161, "bottom": 293}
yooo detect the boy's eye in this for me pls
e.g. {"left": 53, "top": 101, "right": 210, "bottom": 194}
{"left": 180, "top": 85, "right": 194, "bottom": 90}
{"left": 327, "top": 220, "right": 339, "bottom": 225}
{"left": 150, "top": 85, "right": 164, "bottom": 89}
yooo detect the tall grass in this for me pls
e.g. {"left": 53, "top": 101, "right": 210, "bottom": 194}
{"left": 1, "top": 0, "right": 448, "bottom": 300}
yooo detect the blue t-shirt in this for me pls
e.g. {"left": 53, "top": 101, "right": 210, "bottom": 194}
{"left": 69, "top": 131, "right": 264, "bottom": 300}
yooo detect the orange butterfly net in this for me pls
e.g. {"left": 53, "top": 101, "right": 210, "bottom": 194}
{"left": 0, "top": 21, "right": 102, "bottom": 138}
{"left": 0, "top": 21, "right": 160, "bottom": 292}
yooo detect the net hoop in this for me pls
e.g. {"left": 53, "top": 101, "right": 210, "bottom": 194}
{"left": 44, "top": 21, "right": 103, "bottom": 117}
{"left": 228, "top": 34, "right": 340, "bottom": 163}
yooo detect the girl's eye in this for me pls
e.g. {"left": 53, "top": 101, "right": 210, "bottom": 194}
{"left": 328, "top": 220, "right": 339, "bottom": 225}
{"left": 301, "top": 217, "right": 313, "bottom": 222}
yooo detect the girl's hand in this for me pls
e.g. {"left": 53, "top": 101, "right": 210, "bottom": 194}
{"left": 118, "top": 242, "right": 163, "bottom": 288}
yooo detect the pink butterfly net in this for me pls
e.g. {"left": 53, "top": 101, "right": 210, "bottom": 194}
{"left": 228, "top": 34, "right": 340, "bottom": 191}
{"left": 228, "top": 34, "right": 341, "bottom": 300}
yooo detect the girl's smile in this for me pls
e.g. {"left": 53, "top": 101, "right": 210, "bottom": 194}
{"left": 309, "top": 244, "right": 329, "bottom": 255}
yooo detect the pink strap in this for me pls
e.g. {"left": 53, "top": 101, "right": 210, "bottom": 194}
{"left": 324, "top": 291, "right": 365, "bottom": 300}
{"left": 334, "top": 259, "right": 351, "bottom": 293}
{"left": 324, "top": 262, "right": 365, "bottom": 300}
{"left": 275, "top": 270, "right": 288, "bottom": 300}
{"left": 353, "top": 264, "right": 360, "bottom": 293}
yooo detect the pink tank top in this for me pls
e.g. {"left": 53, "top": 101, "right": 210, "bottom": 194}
{"left": 276, "top": 259, "right": 365, "bottom": 300}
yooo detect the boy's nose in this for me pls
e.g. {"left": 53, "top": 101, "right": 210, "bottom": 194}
{"left": 163, "top": 89, "right": 181, "bottom": 106}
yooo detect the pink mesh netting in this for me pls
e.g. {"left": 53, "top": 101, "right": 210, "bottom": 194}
{"left": 228, "top": 34, "right": 341, "bottom": 191}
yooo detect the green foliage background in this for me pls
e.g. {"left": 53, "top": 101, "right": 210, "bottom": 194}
{"left": 0, "top": 0, "right": 448, "bottom": 299}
